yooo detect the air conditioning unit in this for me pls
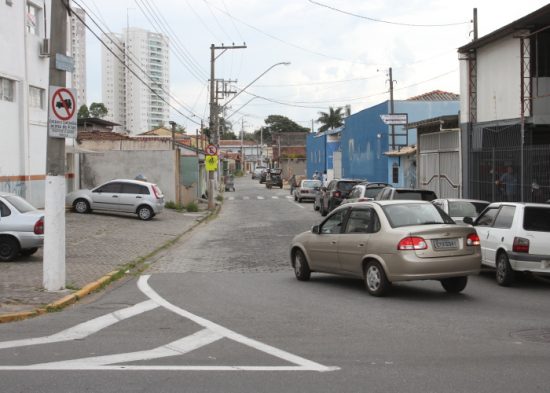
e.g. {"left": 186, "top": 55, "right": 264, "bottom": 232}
{"left": 40, "top": 39, "right": 50, "bottom": 57}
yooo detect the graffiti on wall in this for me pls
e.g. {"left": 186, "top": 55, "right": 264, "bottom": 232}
{"left": 0, "top": 180, "right": 27, "bottom": 197}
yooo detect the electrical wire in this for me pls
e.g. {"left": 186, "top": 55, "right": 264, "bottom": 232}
{"left": 307, "top": 0, "right": 470, "bottom": 27}
{"left": 69, "top": 1, "right": 202, "bottom": 125}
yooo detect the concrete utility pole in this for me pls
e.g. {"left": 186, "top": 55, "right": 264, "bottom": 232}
{"left": 473, "top": 8, "right": 478, "bottom": 40}
{"left": 389, "top": 67, "right": 395, "bottom": 151}
{"left": 44, "top": 0, "right": 69, "bottom": 291}
{"left": 208, "top": 43, "right": 246, "bottom": 209}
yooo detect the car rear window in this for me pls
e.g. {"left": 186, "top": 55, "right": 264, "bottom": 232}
{"left": 4, "top": 195, "right": 36, "bottom": 213}
{"left": 337, "top": 182, "right": 359, "bottom": 191}
{"left": 382, "top": 203, "right": 454, "bottom": 228}
{"left": 303, "top": 180, "right": 321, "bottom": 189}
{"left": 394, "top": 191, "right": 437, "bottom": 201}
{"left": 523, "top": 207, "right": 550, "bottom": 232}
{"left": 448, "top": 201, "right": 489, "bottom": 217}
{"left": 365, "top": 187, "right": 384, "bottom": 199}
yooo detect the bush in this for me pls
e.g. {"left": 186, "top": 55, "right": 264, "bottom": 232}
{"left": 185, "top": 202, "right": 199, "bottom": 212}
{"left": 233, "top": 170, "right": 244, "bottom": 177}
{"left": 215, "top": 194, "right": 224, "bottom": 202}
{"left": 165, "top": 201, "right": 185, "bottom": 212}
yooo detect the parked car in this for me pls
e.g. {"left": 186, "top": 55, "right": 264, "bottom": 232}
{"left": 66, "top": 179, "right": 164, "bottom": 221}
{"left": 252, "top": 166, "right": 267, "bottom": 180}
{"left": 290, "top": 200, "right": 481, "bottom": 296}
{"left": 375, "top": 187, "right": 438, "bottom": 201}
{"left": 0, "top": 193, "right": 44, "bottom": 262}
{"left": 341, "top": 182, "right": 388, "bottom": 205}
{"left": 464, "top": 202, "right": 550, "bottom": 286}
{"left": 294, "top": 179, "right": 322, "bottom": 202}
{"left": 319, "top": 179, "right": 364, "bottom": 216}
{"left": 432, "top": 198, "right": 489, "bottom": 224}
{"left": 266, "top": 168, "right": 283, "bottom": 189}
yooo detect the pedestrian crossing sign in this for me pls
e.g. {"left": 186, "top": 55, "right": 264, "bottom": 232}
{"left": 205, "top": 155, "right": 218, "bottom": 171}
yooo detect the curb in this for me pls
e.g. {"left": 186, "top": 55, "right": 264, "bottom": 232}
{"left": 0, "top": 206, "right": 220, "bottom": 324}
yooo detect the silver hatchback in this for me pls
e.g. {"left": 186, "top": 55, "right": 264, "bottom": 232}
{"left": 66, "top": 179, "right": 164, "bottom": 220}
{"left": 0, "top": 193, "right": 44, "bottom": 261}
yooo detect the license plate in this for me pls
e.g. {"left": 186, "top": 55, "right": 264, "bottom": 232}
{"left": 433, "top": 238, "right": 458, "bottom": 250}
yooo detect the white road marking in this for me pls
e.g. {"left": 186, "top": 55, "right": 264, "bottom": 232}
{"left": 289, "top": 199, "right": 305, "bottom": 209}
{"left": 285, "top": 195, "right": 293, "bottom": 199}
{"left": 0, "top": 276, "right": 338, "bottom": 372}
{"left": 271, "top": 196, "right": 279, "bottom": 199}
{"left": 257, "top": 196, "right": 264, "bottom": 200}
{"left": 228, "top": 197, "right": 235, "bottom": 201}
{"left": 0, "top": 300, "right": 158, "bottom": 350}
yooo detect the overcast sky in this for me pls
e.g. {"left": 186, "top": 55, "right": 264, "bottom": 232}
{"left": 82, "top": 0, "right": 549, "bottom": 133}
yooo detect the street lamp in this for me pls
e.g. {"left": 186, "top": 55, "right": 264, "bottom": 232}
{"left": 221, "top": 62, "right": 290, "bottom": 110}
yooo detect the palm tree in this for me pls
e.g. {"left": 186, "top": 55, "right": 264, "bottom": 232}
{"left": 316, "top": 106, "right": 344, "bottom": 133}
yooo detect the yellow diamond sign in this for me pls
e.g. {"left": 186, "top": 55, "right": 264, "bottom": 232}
{"left": 205, "top": 155, "right": 218, "bottom": 171}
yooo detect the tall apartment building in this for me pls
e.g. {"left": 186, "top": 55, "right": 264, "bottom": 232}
{"left": 70, "top": 7, "right": 86, "bottom": 106}
{"left": 102, "top": 27, "right": 170, "bottom": 135}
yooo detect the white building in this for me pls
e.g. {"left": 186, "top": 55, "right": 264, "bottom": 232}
{"left": 70, "top": 7, "right": 86, "bottom": 106}
{"left": 0, "top": 0, "right": 51, "bottom": 207}
{"left": 102, "top": 27, "right": 170, "bottom": 135}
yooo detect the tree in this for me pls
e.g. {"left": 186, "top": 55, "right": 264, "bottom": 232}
{"left": 317, "top": 106, "right": 344, "bottom": 133}
{"left": 77, "top": 104, "right": 90, "bottom": 119}
{"left": 253, "top": 115, "right": 309, "bottom": 144}
{"left": 89, "top": 102, "right": 108, "bottom": 118}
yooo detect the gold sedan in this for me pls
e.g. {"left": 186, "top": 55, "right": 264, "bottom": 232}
{"left": 290, "top": 200, "right": 482, "bottom": 296}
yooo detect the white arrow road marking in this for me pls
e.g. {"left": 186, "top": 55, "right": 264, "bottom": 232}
{"left": 0, "top": 276, "right": 338, "bottom": 372}
{"left": 0, "top": 300, "right": 158, "bottom": 350}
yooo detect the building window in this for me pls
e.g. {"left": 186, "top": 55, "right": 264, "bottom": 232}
{"left": 26, "top": 3, "right": 40, "bottom": 36}
{"left": 29, "top": 86, "right": 44, "bottom": 109}
{"left": 392, "top": 165, "right": 399, "bottom": 183}
{"left": 0, "top": 77, "right": 15, "bottom": 102}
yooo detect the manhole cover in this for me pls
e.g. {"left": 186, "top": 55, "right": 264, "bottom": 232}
{"left": 510, "top": 329, "right": 550, "bottom": 343}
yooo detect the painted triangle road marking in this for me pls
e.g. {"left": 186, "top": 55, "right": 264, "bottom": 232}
{"left": 0, "top": 276, "right": 339, "bottom": 372}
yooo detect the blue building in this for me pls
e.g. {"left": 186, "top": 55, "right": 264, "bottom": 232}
{"left": 307, "top": 91, "right": 460, "bottom": 186}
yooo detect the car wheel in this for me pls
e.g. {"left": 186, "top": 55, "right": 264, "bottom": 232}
{"left": 20, "top": 248, "right": 39, "bottom": 257}
{"left": 496, "top": 252, "right": 515, "bottom": 286}
{"left": 0, "top": 236, "right": 20, "bottom": 262}
{"left": 320, "top": 203, "right": 328, "bottom": 216}
{"left": 73, "top": 199, "right": 90, "bottom": 214}
{"left": 293, "top": 249, "right": 311, "bottom": 281}
{"left": 314, "top": 200, "right": 320, "bottom": 211}
{"left": 294, "top": 195, "right": 298, "bottom": 201}
{"left": 298, "top": 198, "right": 302, "bottom": 203}
{"left": 137, "top": 205, "right": 154, "bottom": 221}
{"left": 440, "top": 276, "right": 468, "bottom": 293}
{"left": 364, "top": 261, "right": 390, "bottom": 296}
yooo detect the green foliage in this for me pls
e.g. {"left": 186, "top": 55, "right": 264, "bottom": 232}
{"left": 317, "top": 106, "right": 344, "bottom": 132}
{"left": 233, "top": 170, "right": 244, "bottom": 177}
{"left": 77, "top": 104, "right": 89, "bottom": 119}
{"left": 215, "top": 194, "right": 224, "bottom": 202}
{"left": 89, "top": 102, "right": 108, "bottom": 119}
{"left": 165, "top": 200, "right": 185, "bottom": 212}
{"left": 221, "top": 130, "right": 238, "bottom": 140}
{"left": 185, "top": 202, "right": 199, "bottom": 212}
{"left": 253, "top": 115, "right": 310, "bottom": 144}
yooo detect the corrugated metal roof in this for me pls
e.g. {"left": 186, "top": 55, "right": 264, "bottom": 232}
{"left": 407, "top": 90, "right": 459, "bottom": 101}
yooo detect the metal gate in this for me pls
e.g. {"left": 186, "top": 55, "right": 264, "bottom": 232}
{"left": 333, "top": 151, "right": 342, "bottom": 179}
{"left": 419, "top": 130, "right": 461, "bottom": 198}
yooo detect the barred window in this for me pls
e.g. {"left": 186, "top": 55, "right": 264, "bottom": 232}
{"left": 29, "top": 86, "right": 44, "bottom": 109}
{"left": 0, "top": 77, "right": 15, "bottom": 102}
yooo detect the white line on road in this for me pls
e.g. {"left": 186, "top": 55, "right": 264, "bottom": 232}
{"left": 0, "top": 300, "right": 158, "bottom": 350}
{"left": 257, "top": 196, "right": 264, "bottom": 200}
{"left": 289, "top": 199, "right": 305, "bottom": 209}
{"left": 271, "top": 196, "right": 279, "bottom": 199}
{"left": 228, "top": 197, "right": 235, "bottom": 201}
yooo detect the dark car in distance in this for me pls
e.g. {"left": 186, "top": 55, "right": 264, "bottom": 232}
{"left": 319, "top": 179, "right": 364, "bottom": 216}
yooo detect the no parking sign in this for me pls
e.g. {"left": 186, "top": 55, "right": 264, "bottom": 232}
{"left": 48, "top": 86, "right": 77, "bottom": 138}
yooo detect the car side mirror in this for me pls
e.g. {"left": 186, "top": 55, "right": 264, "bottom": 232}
{"left": 311, "top": 225, "right": 320, "bottom": 234}
{"left": 463, "top": 217, "right": 474, "bottom": 225}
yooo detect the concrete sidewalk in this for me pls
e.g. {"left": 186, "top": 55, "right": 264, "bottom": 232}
{"left": 0, "top": 206, "right": 213, "bottom": 322}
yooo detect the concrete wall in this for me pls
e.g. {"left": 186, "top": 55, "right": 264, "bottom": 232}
{"left": 280, "top": 158, "right": 306, "bottom": 180}
{"left": 477, "top": 34, "right": 523, "bottom": 122}
{"left": 79, "top": 150, "right": 178, "bottom": 202}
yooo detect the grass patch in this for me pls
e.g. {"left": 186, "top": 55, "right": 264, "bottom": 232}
{"left": 165, "top": 200, "right": 185, "bottom": 212}
{"left": 185, "top": 202, "right": 199, "bottom": 212}
{"left": 215, "top": 194, "right": 224, "bottom": 202}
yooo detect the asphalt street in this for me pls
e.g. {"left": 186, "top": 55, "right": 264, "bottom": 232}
{"left": 0, "top": 176, "right": 550, "bottom": 393}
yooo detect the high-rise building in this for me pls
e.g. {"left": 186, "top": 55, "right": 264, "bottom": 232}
{"left": 70, "top": 7, "right": 86, "bottom": 107}
{"left": 101, "top": 27, "right": 170, "bottom": 135}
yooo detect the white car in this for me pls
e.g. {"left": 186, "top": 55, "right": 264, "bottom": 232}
{"left": 66, "top": 179, "right": 164, "bottom": 221}
{"left": 466, "top": 202, "right": 550, "bottom": 286}
{"left": 252, "top": 166, "right": 267, "bottom": 180}
{"left": 293, "top": 179, "right": 322, "bottom": 202}
{"left": 432, "top": 198, "right": 489, "bottom": 224}
{"left": 0, "top": 193, "right": 44, "bottom": 261}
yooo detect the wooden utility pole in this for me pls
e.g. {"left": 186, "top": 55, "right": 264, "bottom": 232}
{"left": 43, "top": 0, "right": 69, "bottom": 291}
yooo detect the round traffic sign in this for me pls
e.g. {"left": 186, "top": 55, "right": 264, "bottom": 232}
{"left": 51, "top": 88, "right": 76, "bottom": 121}
{"left": 206, "top": 144, "right": 218, "bottom": 155}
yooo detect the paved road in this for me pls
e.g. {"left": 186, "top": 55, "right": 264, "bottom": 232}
{"left": 1, "top": 176, "right": 550, "bottom": 392}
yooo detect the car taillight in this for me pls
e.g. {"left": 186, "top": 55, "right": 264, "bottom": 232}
{"left": 513, "top": 237, "right": 530, "bottom": 253}
{"left": 397, "top": 236, "right": 427, "bottom": 250}
{"left": 466, "top": 233, "right": 480, "bottom": 246}
{"left": 34, "top": 217, "right": 44, "bottom": 235}
{"left": 333, "top": 191, "right": 341, "bottom": 198}
{"left": 152, "top": 185, "right": 162, "bottom": 199}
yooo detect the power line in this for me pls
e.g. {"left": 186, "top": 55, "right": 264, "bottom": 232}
{"left": 69, "top": 2, "right": 202, "bottom": 125}
{"left": 308, "top": 0, "right": 470, "bottom": 27}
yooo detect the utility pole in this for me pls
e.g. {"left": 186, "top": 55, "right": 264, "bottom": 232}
{"left": 473, "top": 8, "right": 478, "bottom": 40}
{"left": 208, "top": 43, "right": 246, "bottom": 209}
{"left": 389, "top": 67, "right": 395, "bottom": 151}
{"left": 241, "top": 118, "right": 245, "bottom": 173}
{"left": 44, "top": 0, "right": 69, "bottom": 291}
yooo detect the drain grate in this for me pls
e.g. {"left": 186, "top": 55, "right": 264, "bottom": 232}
{"left": 511, "top": 329, "right": 550, "bottom": 343}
